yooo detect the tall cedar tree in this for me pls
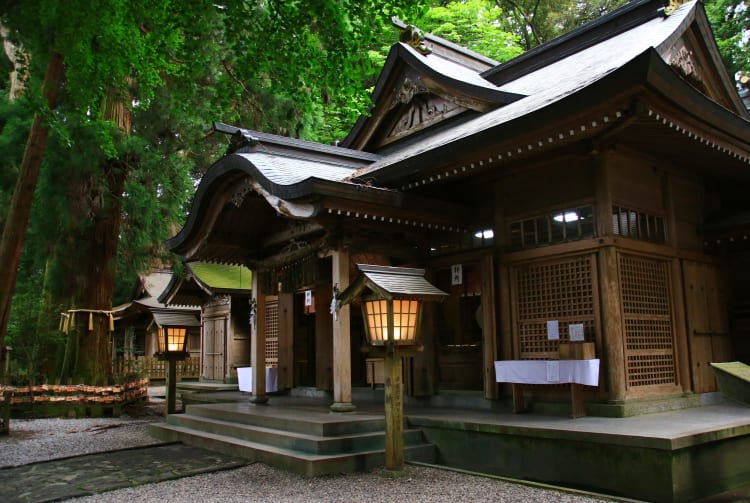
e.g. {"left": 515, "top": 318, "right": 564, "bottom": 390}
{"left": 0, "top": 0, "right": 429, "bottom": 383}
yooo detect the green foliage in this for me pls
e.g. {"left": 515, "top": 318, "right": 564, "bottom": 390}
{"left": 416, "top": 0, "right": 522, "bottom": 62}
{"left": 704, "top": 0, "right": 749, "bottom": 79}
{"left": 495, "top": 0, "right": 628, "bottom": 50}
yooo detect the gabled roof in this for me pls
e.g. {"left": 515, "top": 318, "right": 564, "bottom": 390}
{"left": 167, "top": 125, "right": 471, "bottom": 262}
{"left": 350, "top": 0, "right": 750, "bottom": 186}
{"left": 167, "top": 0, "right": 750, "bottom": 265}
{"left": 190, "top": 262, "right": 252, "bottom": 291}
{"left": 113, "top": 270, "right": 198, "bottom": 321}
{"left": 160, "top": 262, "right": 252, "bottom": 307}
{"left": 342, "top": 39, "right": 523, "bottom": 151}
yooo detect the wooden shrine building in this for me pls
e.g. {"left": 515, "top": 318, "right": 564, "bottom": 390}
{"left": 159, "top": 262, "right": 253, "bottom": 383}
{"left": 167, "top": 0, "right": 750, "bottom": 415}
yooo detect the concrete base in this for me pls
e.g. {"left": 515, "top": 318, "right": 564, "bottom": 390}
{"left": 329, "top": 402, "right": 357, "bottom": 413}
{"left": 407, "top": 403, "right": 750, "bottom": 503}
{"left": 159, "top": 386, "right": 750, "bottom": 501}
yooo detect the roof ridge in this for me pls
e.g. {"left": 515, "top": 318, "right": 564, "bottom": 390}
{"left": 482, "top": 0, "right": 669, "bottom": 85}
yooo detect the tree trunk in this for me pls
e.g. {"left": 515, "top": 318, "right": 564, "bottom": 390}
{"left": 0, "top": 50, "right": 64, "bottom": 353}
{"left": 68, "top": 160, "right": 127, "bottom": 384}
{"left": 65, "top": 86, "right": 131, "bottom": 385}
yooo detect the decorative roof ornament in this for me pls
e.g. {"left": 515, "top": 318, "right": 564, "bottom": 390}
{"left": 399, "top": 24, "right": 431, "bottom": 55}
{"left": 669, "top": 46, "right": 702, "bottom": 83}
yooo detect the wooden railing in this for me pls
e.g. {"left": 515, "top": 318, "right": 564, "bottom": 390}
{"left": 113, "top": 356, "right": 200, "bottom": 380}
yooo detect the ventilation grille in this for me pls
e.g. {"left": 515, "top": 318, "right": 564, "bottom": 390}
{"left": 515, "top": 255, "right": 597, "bottom": 360}
{"left": 265, "top": 299, "right": 279, "bottom": 368}
{"left": 619, "top": 253, "right": 676, "bottom": 387}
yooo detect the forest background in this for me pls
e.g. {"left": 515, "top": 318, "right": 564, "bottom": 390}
{"left": 0, "top": 0, "right": 747, "bottom": 385}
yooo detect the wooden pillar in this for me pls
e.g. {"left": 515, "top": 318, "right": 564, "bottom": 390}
{"left": 384, "top": 348, "right": 404, "bottom": 473}
{"left": 330, "top": 249, "right": 355, "bottom": 412}
{"left": 315, "top": 283, "right": 333, "bottom": 390}
{"left": 481, "top": 254, "right": 499, "bottom": 399}
{"left": 278, "top": 293, "right": 294, "bottom": 390}
{"left": 598, "top": 246, "right": 627, "bottom": 400}
{"left": 498, "top": 262, "right": 514, "bottom": 401}
{"left": 166, "top": 357, "right": 178, "bottom": 415}
{"left": 250, "top": 272, "right": 268, "bottom": 404}
{"left": 498, "top": 262, "right": 514, "bottom": 361}
{"left": 663, "top": 173, "right": 691, "bottom": 392}
{"left": 670, "top": 259, "right": 691, "bottom": 391}
{"left": 594, "top": 153, "right": 626, "bottom": 400}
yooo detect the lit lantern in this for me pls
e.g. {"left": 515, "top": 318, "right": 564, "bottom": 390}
{"left": 337, "top": 264, "right": 446, "bottom": 474}
{"left": 362, "top": 298, "right": 420, "bottom": 346}
{"left": 339, "top": 264, "right": 447, "bottom": 349}
{"left": 156, "top": 327, "right": 188, "bottom": 355}
{"left": 154, "top": 325, "right": 189, "bottom": 416}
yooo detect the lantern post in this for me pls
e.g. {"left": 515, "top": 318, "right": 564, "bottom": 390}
{"left": 154, "top": 326, "right": 189, "bottom": 415}
{"left": 337, "top": 265, "right": 446, "bottom": 474}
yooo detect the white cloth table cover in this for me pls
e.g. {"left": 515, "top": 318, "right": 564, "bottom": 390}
{"left": 494, "top": 359, "right": 600, "bottom": 386}
{"left": 237, "top": 367, "right": 279, "bottom": 392}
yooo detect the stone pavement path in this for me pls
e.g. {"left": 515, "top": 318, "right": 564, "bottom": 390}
{"left": 0, "top": 443, "right": 249, "bottom": 503}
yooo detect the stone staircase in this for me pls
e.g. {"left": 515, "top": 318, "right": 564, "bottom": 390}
{"left": 148, "top": 400, "right": 437, "bottom": 476}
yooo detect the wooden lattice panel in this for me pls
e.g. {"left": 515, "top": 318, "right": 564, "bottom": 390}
{"left": 618, "top": 253, "right": 676, "bottom": 387}
{"left": 265, "top": 299, "right": 279, "bottom": 368}
{"left": 515, "top": 255, "right": 597, "bottom": 360}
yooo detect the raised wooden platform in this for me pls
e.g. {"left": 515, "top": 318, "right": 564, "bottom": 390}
{"left": 150, "top": 392, "right": 750, "bottom": 502}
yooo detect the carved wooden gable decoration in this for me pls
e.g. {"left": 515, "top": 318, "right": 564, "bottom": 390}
{"left": 343, "top": 24, "right": 523, "bottom": 152}
{"left": 385, "top": 72, "right": 469, "bottom": 145}
{"left": 661, "top": 11, "right": 746, "bottom": 115}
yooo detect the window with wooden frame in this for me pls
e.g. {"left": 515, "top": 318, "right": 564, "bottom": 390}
{"left": 510, "top": 206, "right": 594, "bottom": 250}
{"left": 612, "top": 205, "right": 667, "bottom": 244}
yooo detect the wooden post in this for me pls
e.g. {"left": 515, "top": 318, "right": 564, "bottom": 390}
{"left": 598, "top": 246, "right": 627, "bottom": 400}
{"left": 481, "top": 254, "right": 498, "bottom": 399}
{"left": 315, "top": 283, "right": 333, "bottom": 390}
{"left": 250, "top": 272, "right": 268, "bottom": 404}
{"left": 594, "top": 153, "right": 626, "bottom": 400}
{"left": 166, "top": 357, "right": 178, "bottom": 415}
{"left": 663, "top": 174, "right": 691, "bottom": 392}
{"left": 278, "top": 293, "right": 294, "bottom": 390}
{"left": 384, "top": 348, "right": 404, "bottom": 473}
{"left": 330, "top": 249, "right": 355, "bottom": 412}
{"left": 498, "top": 262, "right": 515, "bottom": 402}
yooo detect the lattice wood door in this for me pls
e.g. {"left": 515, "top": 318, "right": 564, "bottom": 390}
{"left": 513, "top": 254, "right": 599, "bottom": 360}
{"left": 618, "top": 253, "right": 677, "bottom": 390}
{"left": 265, "top": 298, "right": 279, "bottom": 368}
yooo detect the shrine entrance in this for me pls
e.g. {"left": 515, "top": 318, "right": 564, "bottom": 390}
{"left": 293, "top": 291, "right": 316, "bottom": 387}
{"left": 434, "top": 263, "right": 484, "bottom": 391}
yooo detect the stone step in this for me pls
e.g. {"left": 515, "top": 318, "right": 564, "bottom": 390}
{"left": 167, "top": 412, "right": 427, "bottom": 455}
{"left": 148, "top": 422, "right": 437, "bottom": 477}
{"left": 182, "top": 402, "right": 386, "bottom": 437}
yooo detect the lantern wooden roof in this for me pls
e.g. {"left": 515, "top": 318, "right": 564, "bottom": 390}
{"left": 151, "top": 311, "right": 200, "bottom": 328}
{"left": 337, "top": 264, "right": 448, "bottom": 305}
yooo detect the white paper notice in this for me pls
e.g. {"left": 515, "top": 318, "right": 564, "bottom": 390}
{"left": 451, "top": 264, "right": 463, "bottom": 286}
{"left": 547, "top": 320, "right": 559, "bottom": 340}
{"left": 546, "top": 361, "right": 560, "bottom": 382}
{"left": 569, "top": 323, "right": 585, "bottom": 342}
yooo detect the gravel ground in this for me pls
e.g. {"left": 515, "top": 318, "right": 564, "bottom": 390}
{"left": 1, "top": 386, "right": 614, "bottom": 503}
